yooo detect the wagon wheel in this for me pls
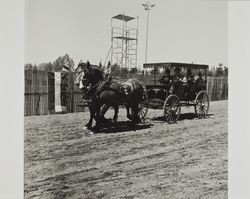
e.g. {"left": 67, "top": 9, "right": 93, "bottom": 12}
{"left": 195, "top": 91, "right": 209, "bottom": 118}
{"left": 163, "top": 94, "right": 181, "bottom": 124}
{"left": 138, "top": 87, "right": 148, "bottom": 119}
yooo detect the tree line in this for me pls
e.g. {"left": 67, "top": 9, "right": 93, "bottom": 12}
{"left": 25, "top": 54, "right": 140, "bottom": 75}
{"left": 25, "top": 54, "right": 75, "bottom": 72}
{"left": 25, "top": 54, "right": 228, "bottom": 77}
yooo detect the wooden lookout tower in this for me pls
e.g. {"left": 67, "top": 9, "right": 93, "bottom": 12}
{"left": 111, "top": 14, "right": 138, "bottom": 77}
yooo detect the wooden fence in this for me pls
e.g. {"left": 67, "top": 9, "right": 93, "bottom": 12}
{"left": 24, "top": 70, "right": 85, "bottom": 116}
{"left": 207, "top": 77, "right": 228, "bottom": 101}
{"left": 24, "top": 70, "right": 228, "bottom": 116}
{"left": 25, "top": 70, "right": 48, "bottom": 116}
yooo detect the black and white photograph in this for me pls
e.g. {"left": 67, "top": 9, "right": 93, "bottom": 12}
{"left": 4, "top": 0, "right": 250, "bottom": 198}
{"left": 22, "top": 0, "right": 230, "bottom": 198}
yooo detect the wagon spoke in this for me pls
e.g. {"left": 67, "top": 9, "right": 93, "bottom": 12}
{"left": 169, "top": 113, "right": 174, "bottom": 123}
{"left": 140, "top": 108, "right": 145, "bottom": 114}
{"left": 196, "top": 106, "right": 201, "bottom": 112}
{"left": 165, "top": 107, "right": 170, "bottom": 112}
{"left": 203, "top": 106, "right": 208, "bottom": 113}
{"left": 202, "top": 110, "right": 206, "bottom": 115}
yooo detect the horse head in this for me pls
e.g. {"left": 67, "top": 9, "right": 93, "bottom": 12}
{"left": 75, "top": 61, "right": 105, "bottom": 90}
{"left": 74, "top": 61, "right": 90, "bottom": 89}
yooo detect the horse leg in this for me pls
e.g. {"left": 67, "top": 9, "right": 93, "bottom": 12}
{"left": 126, "top": 105, "right": 133, "bottom": 120}
{"left": 131, "top": 103, "right": 141, "bottom": 123}
{"left": 99, "top": 104, "right": 110, "bottom": 122}
{"left": 94, "top": 105, "right": 103, "bottom": 128}
{"left": 86, "top": 101, "right": 101, "bottom": 128}
{"left": 85, "top": 104, "right": 94, "bottom": 129}
{"left": 113, "top": 105, "right": 119, "bottom": 122}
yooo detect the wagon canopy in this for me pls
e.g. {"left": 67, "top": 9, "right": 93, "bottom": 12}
{"left": 143, "top": 62, "right": 208, "bottom": 70}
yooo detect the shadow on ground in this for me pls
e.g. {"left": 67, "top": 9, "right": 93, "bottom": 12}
{"left": 89, "top": 120, "right": 153, "bottom": 134}
{"left": 151, "top": 113, "right": 214, "bottom": 122}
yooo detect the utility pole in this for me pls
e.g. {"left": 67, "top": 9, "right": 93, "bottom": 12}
{"left": 142, "top": 1, "right": 155, "bottom": 64}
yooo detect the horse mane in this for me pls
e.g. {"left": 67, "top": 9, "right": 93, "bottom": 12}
{"left": 90, "top": 65, "right": 105, "bottom": 80}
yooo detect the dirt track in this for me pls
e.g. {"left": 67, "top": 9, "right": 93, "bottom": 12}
{"left": 24, "top": 100, "right": 228, "bottom": 199}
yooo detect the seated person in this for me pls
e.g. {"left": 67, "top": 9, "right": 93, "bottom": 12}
{"left": 186, "top": 69, "right": 192, "bottom": 81}
{"left": 180, "top": 71, "right": 187, "bottom": 84}
{"left": 186, "top": 69, "right": 195, "bottom": 85}
{"left": 159, "top": 69, "right": 172, "bottom": 97}
{"left": 196, "top": 72, "right": 205, "bottom": 92}
{"left": 159, "top": 69, "right": 172, "bottom": 85}
{"left": 186, "top": 73, "right": 196, "bottom": 100}
{"left": 171, "top": 67, "right": 183, "bottom": 96}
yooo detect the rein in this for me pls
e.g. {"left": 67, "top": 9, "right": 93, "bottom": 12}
{"left": 83, "top": 79, "right": 104, "bottom": 99}
{"left": 91, "top": 81, "right": 102, "bottom": 90}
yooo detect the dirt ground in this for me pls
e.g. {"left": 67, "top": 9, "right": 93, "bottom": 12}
{"left": 24, "top": 100, "right": 228, "bottom": 199}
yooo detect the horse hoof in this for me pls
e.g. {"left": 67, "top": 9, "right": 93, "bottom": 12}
{"left": 85, "top": 130, "right": 94, "bottom": 135}
{"left": 83, "top": 126, "right": 88, "bottom": 130}
{"left": 84, "top": 124, "right": 92, "bottom": 130}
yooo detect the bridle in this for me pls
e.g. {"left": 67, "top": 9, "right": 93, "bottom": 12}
{"left": 80, "top": 70, "right": 103, "bottom": 99}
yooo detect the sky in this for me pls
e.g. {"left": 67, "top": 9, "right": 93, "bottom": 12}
{"left": 25, "top": 0, "right": 228, "bottom": 69}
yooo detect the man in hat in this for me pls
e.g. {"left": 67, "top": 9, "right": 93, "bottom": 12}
{"left": 186, "top": 70, "right": 196, "bottom": 99}
{"left": 196, "top": 72, "right": 205, "bottom": 92}
{"left": 170, "top": 67, "right": 184, "bottom": 96}
{"left": 159, "top": 69, "right": 171, "bottom": 84}
{"left": 159, "top": 69, "right": 172, "bottom": 94}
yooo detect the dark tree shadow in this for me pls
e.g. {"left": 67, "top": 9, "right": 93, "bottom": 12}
{"left": 152, "top": 113, "right": 214, "bottom": 122}
{"left": 89, "top": 120, "right": 153, "bottom": 134}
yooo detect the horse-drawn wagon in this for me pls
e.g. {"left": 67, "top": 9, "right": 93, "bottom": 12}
{"left": 137, "top": 62, "right": 210, "bottom": 123}
{"left": 75, "top": 61, "right": 209, "bottom": 129}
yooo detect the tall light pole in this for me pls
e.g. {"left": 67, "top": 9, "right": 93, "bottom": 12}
{"left": 142, "top": 1, "right": 155, "bottom": 64}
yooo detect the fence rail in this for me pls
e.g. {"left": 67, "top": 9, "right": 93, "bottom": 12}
{"left": 24, "top": 70, "right": 228, "bottom": 116}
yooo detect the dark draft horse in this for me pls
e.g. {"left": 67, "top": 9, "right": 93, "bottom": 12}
{"left": 75, "top": 61, "right": 144, "bottom": 129}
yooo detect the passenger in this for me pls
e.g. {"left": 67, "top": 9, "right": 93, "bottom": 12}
{"left": 196, "top": 72, "right": 205, "bottom": 92}
{"left": 171, "top": 67, "right": 183, "bottom": 96}
{"left": 186, "top": 69, "right": 192, "bottom": 82}
{"left": 159, "top": 69, "right": 172, "bottom": 96}
{"left": 187, "top": 73, "right": 196, "bottom": 99}
{"left": 172, "top": 67, "right": 181, "bottom": 80}
{"left": 180, "top": 71, "right": 187, "bottom": 84}
{"left": 159, "top": 69, "right": 171, "bottom": 85}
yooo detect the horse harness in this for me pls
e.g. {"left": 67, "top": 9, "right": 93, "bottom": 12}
{"left": 83, "top": 78, "right": 129, "bottom": 101}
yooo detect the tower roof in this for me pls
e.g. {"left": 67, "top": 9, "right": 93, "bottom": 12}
{"left": 112, "top": 14, "right": 135, "bottom": 22}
